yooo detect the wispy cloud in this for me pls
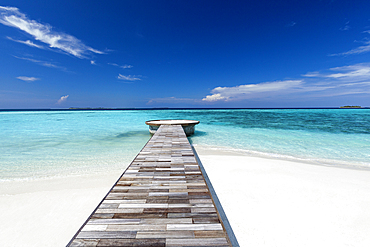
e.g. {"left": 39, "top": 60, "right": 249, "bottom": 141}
{"left": 331, "top": 41, "right": 370, "bottom": 56}
{"left": 118, "top": 74, "right": 141, "bottom": 81}
{"left": 109, "top": 63, "right": 133, "bottom": 69}
{"left": 202, "top": 63, "right": 370, "bottom": 102}
{"left": 13, "top": 56, "right": 66, "bottom": 70}
{"left": 307, "top": 64, "right": 370, "bottom": 85}
{"left": 286, "top": 21, "right": 296, "bottom": 27}
{"left": 121, "top": 64, "right": 133, "bottom": 69}
{"left": 57, "top": 95, "right": 69, "bottom": 104}
{"left": 331, "top": 29, "right": 370, "bottom": 56}
{"left": 340, "top": 21, "right": 350, "bottom": 31}
{"left": 91, "top": 60, "right": 96, "bottom": 65}
{"left": 0, "top": 6, "right": 104, "bottom": 58}
{"left": 302, "top": 72, "right": 321, "bottom": 77}
{"left": 147, "top": 97, "right": 198, "bottom": 105}
{"left": 16, "top": 76, "right": 39, "bottom": 82}
{"left": 7, "top": 36, "right": 44, "bottom": 49}
{"left": 326, "top": 64, "right": 370, "bottom": 80}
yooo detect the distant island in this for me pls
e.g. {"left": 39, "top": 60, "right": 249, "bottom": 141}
{"left": 340, "top": 106, "right": 362, "bottom": 108}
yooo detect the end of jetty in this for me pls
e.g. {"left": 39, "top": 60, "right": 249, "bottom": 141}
{"left": 145, "top": 120, "right": 200, "bottom": 136}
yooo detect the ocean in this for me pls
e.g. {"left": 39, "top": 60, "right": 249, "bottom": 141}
{"left": 1, "top": 109, "right": 369, "bottom": 181}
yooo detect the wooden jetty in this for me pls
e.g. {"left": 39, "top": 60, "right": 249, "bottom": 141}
{"left": 68, "top": 124, "right": 232, "bottom": 246}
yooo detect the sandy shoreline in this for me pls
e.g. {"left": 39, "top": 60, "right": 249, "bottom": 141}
{"left": 1, "top": 147, "right": 370, "bottom": 246}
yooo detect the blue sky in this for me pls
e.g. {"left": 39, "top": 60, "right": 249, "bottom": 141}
{"left": 1, "top": 0, "right": 370, "bottom": 108}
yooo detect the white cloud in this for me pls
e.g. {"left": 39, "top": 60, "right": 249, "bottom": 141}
{"left": 202, "top": 93, "right": 227, "bottom": 102}
{"left": 13, "top": 56, "right": 66, "bottom": 70}
{"left": 120, "top": 64, "right": 133, "bottom": 69}
{"left": 329, "top": 28, "right": 370, "bottom": 56}
{"left": 202, "top": 80, "right": 303, "bottom": 102}
{"left": 57, "top": 95, "right": 69, "bottom": 104}
{"left": 16, "top": 76, "right": 39, "bottom": 82}
{"left": 91, "top": 60, "right": 96, "bottom": 65}
{"left": 331, "top": 41, "right": 370, "bottom": 56}
{"left": 302, "top": 72, "right": 321, "bottom": 77}
{"left": 331, "top": 27, "right": 370, "bottom": 56}
{"left": 87, "top": 47, "right": 104, "bottom": 55}
{"left": 109, "top": 63, "right": 133, "bottom": 69}
{"left": 327, "top": 66, "right": 370, "bottom": 79}
{"left": 117, "top": 74, "right": 141, "bottom": 81}
{"left": 7, "top": 36, "right": 44, "bottom": 49}
{"left": 202, "top": 63, "right": 370, "bottom": 103}
{"left": 0, "top": 6, "right": 103, "bottom": 58}
{"left": 309, "top": 64, "right": 370, "bottom": 82}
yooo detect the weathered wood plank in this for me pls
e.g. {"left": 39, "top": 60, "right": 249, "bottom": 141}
{"left": 106, "top": 224, "right": 166, "bottom": 231}
{"left": 166, "top": 224, "right": 223, "bottom": 231}
{"left": 97, "top": 238, "right": 166, "bottom": 247}
{"left": 136, "top": 230, "right": 195, "bottom": 239}
{"left": 76, "top": 231, "right": 136, "bottom": 239}
{"left": 166, "top": 238, "right": 229, "bottom": 246}
{"left": 69, "top": 239, "right": 99, "bottom": 247}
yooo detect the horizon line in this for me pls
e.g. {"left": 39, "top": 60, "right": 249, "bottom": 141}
{"left": 0, "top": 106, "right": 368, "bottom": 111}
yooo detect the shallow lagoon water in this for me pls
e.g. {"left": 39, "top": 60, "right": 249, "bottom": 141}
{"left": 1, "top": 109, "right": 369, "bottom": 181}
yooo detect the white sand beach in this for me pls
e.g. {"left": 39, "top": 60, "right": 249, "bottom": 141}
{"left": 1, "top": 148, "right": 370, "bottom": 246}
{"left": 195, "top": 147, "right": 370, "bottom": 247}
{"left": 0, "top": 171, "right": 124, "bottom": 247}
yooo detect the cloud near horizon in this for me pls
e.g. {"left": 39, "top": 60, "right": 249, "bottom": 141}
{"left": 202, "top": 63, "right": 370, "bottom": 102}
{"left": 0, "top": 6, "right": 104, "bottom": 58}
{"left": 16, "top": 76, "right": 39, "bottom": 82}
{"left": 202, "top": 80, "right": 303, "bottom": 102}
{"left": 57, "top": 95, "right": 69, "bottom": 104}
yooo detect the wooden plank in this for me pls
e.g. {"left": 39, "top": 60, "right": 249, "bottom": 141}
{"left": 76, "top": 231, "right": 136, "bottom": 239}
{"left": 106, "top": 224, "right": 166, "bottom": 231}
{"left": 98, "top": 238, "right": 166, "bottom": 247}
{"left": 69, "top": 239, "right": 99, "bottom": 247}
{"left": 166, "top": 238, "right": 229, "bottom": 246}
{"left": 136, "top": 231, "right": 195, "bottom": 239}
{"left": 166, "top": 224, "right": 223, "bottom": 231}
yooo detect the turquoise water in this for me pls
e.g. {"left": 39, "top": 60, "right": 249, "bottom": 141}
{"left": 1, "top": 109, "right": 369, "bottom": 181}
